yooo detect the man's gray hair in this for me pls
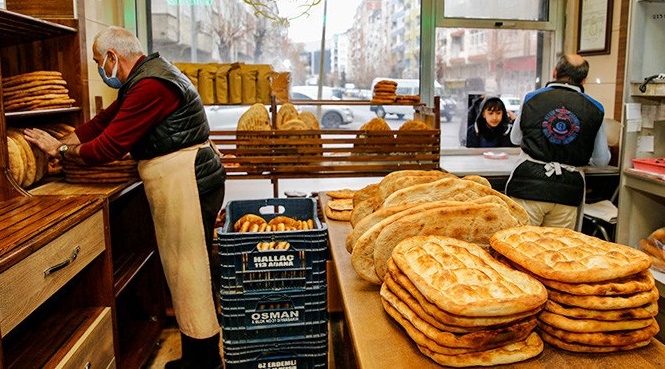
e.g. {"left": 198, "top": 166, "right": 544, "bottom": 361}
{"left": 94, "top": 26, "right": 144, "bottom": 57}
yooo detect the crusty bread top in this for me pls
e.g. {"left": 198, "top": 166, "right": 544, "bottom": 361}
{"left": 382, "top": 177, "right": 529, "bottom": 226}
{"left": 490, "top": 226, "right": 652, "bottom": 283}
{"left": 391, "top": 235, "right": 547, "bottom": 317}
{"left": 237, "top": 103, "right": 271, "bottom": 131}
{"left": 376, "top": 170, "right": 451, "bottom": 202}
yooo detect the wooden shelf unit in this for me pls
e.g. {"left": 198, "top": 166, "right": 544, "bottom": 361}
{"left": 0, "top": 5, "right": 166, "bottom": 369}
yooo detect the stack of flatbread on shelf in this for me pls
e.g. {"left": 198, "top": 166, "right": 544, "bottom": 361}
{"left": 371, "top": 80, "right": 397, "bottom": 104}
{"left": 381, "top": 235, "right": 547, "bottom": 367}
{"left": 62, "top": 156, "right": 139, "bottom": 184}
{"left": 2, "top": 71, "right": 76, "bottom": 112}
{"left": 339, "top": 170, "right": 529, "bottom": 285}
{"left": 324, "top": 189, "right": 355, "bottom": 221}
{"left": 395, "top": 94, "right": 420, "bottom": 104}
{"left": 490, "top": 226, "right": 660, "bottom": 353}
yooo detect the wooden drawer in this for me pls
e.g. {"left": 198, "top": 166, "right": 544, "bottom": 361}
{"left": 0, "top": 210, "right": 105, "bottom": 335}
{"left": 52, "top": 307, "right": 115, "bottom": 369}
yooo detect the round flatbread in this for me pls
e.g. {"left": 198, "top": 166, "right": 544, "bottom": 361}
{"left": 359, "top": 117, "right": 391, "bottom": 131}
{"left": 6, "top": 136, "right": 25, "bottom": 185}
{"left": 298, "top": 111, "right": 320, "bottom": 130}
{"left": 416, "top": 332, "right": 543, "bottom": 368}
{"left": 539, "top": 310, "right": 654, "bottom": 333}
{"left": 7, "top": 129, "right": 37, "bottom": 187}
{"left": 237, "top": 103, "right": 271, "bottom": 131}
{"left": 490, "top": 226, "right": 652, "bottom": 283}
{"left": 381, "top": 284, "right": 538, "bottom": 349}
{"left": 399, "top": 120, "right": 430, "bottom": 130}
{"left": 547, "top": 286, "right": 659, "bottom": 310}
{"left": 385, "top": 264, "right": 543, "bottom": 328}
{"left": 349, "top": 196, "right": 381, "bottom": 228}
{"left": 540, "top": 270, "right": 655, "bottom": 296}
{"left": 327, "top": 198, "right": 353, "bottom": 211}
{"left": 326, "top": 189, "right": 355, "bottom": 199}
{"left": 538, "top": 329, "right": 652, "bottom": 353}
{"left": 276, "top": 103, "right": 299, "bottom": 129}
{"left": 544, "top": 299, "right": 658, "bottom": 321}
{"left": 537, "top": 319, "right": 658, "bottom": 348}
{"left": 353, "top": 182, "right": 379, "bottom": 207}
{"left": 280, "top": 118, "right": 308, "bottom": 131}
{"left": 324, "top": 205, "right": 352, "bottom": 222}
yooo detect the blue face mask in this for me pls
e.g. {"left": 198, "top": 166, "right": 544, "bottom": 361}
{"left": 98, "top": 54, "right": 123, "bottom": 89}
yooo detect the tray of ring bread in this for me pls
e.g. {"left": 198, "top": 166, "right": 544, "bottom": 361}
{"left": 209, "top": 102, "right": 440, "bottom": 179}
{"left": 323, "top": 169, "right": 662, "bottom": 367}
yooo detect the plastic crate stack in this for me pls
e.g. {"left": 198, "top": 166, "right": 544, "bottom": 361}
{"left": 216, "top": 198, "right": 329, "bottom": 369}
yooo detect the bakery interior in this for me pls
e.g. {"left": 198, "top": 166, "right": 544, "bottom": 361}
{"left": 1, "top": 0, "right": 665, "bottom": 368}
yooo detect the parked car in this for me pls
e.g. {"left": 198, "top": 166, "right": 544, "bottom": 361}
{"left": 291, "top": 86, "right": 354, "bottom": 128}
{"left": 439, "top": 96, "right": 457, "bottom": 122}
{"left": 500, "top": 95, "right": 522, "bottom": 115}
{"left": 205, "top": 86, "right": 354, "bottom": 130}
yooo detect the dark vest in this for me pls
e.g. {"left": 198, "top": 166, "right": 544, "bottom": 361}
{"left": 506, "top": 83, "right": 604, "bottom": 206}
{"left": 120, "top": 53, "right": 209, "bottom": 160}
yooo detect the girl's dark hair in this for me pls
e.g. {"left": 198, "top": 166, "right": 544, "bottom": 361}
{"left": 483, "top": 99, "right": 506, "bottom": 113}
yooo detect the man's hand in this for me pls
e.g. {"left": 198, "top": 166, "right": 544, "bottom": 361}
{"left": 23, "top": 128, "right": 61, "bottom": 158}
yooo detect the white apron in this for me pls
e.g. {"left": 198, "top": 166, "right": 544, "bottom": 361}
{"left": 138, "top": 143, "right": 219, "bottom": 339}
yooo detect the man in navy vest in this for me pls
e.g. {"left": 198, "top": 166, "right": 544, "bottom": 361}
{"left": 506, "top": 54, "right": 610, "bottom": 229}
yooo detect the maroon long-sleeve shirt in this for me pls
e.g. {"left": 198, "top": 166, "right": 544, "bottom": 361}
{"left": 75, "top": 76, "right": 181, "bottom": 165}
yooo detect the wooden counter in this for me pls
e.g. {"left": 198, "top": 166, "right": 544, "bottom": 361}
{"left": 320, "top": 194, "right": 665, "bottom": 368}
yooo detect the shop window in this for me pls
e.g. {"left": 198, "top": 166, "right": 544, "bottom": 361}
{"left": 442, "top": 0, "right": 550, "bottom": 22}
{"left": 435, "top": 0, "right": 561, "bottom": 149}
{"left": 144, "top": 0, "right": 562, "bottom": 149}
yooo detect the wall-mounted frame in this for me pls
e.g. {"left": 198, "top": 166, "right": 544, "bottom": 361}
{"left": 577, "top": 0, "right": 613, "bottom": 55}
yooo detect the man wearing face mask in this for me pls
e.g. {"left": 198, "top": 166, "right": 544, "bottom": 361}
{"left": 24, "top": 26, "right": 225, "bottom": 369}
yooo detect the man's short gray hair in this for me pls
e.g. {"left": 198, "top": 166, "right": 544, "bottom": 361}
{"left": 94, "top": 26, "right": 144, "bottom": 57}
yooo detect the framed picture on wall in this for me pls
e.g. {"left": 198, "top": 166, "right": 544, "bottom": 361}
{"left": 577, "top": 0, "right": 613, "bottom": 55}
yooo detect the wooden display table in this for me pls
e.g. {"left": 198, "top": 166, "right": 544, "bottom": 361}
{"left": 320, "top": 194, "right": 665, "bottom": 368}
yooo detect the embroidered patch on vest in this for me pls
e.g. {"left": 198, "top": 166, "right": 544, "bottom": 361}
{"left": 541, "top": 106, "right": 580, "bottom": 145}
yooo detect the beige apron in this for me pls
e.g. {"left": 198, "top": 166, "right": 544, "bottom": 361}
{"left": 138, "top": 143, "right": 219, "bottom": 339}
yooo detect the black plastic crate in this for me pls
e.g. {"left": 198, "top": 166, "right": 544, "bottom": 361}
{"left": 220, "top": 287, "right": 327, "bottom": 342}
{"left": 217, "top": 198, "right": 328, "bottom": 293}
{"left": 223, "top": 335, "right": 328, "bottom": 369}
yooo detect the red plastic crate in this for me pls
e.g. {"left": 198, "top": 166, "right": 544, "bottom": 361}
{"left": 633, "top": 158, "right": 665, "bottom": 175}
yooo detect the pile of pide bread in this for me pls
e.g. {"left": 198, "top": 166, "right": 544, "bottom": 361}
{"left": 5, "top": 124, "right": 73, "bottom": 188}
{"left": 324, "top": 170, "right": 660, "bottom": 366}
{"left": 2, "top": 71, "right": 76, "bottom": 112}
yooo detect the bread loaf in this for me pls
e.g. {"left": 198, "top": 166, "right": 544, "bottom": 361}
{"left": 391, "top": 235, "right": 548, "bottom": 317}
